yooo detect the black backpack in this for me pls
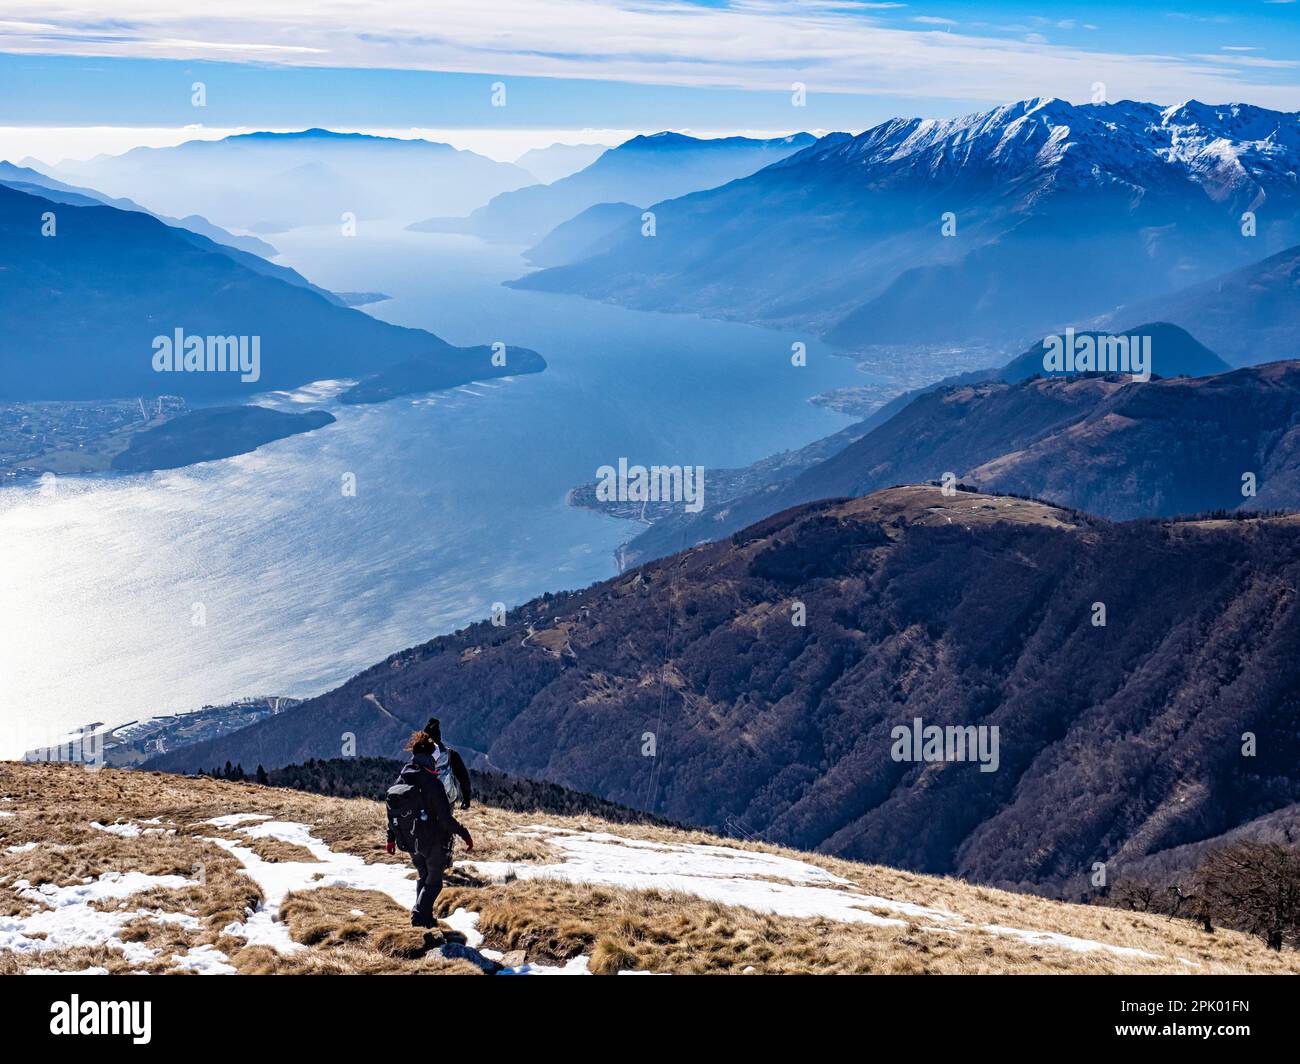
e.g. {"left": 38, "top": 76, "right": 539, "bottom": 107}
{"left": 385, "top": 781, "right": 427, "bottom": 854}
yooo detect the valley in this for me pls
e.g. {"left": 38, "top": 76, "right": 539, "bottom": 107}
{"left": 6, "top": 58, "right": 1300, "bottom": 991}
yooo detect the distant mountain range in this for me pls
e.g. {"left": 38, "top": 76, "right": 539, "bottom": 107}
{"left": 0, "top": 160, "right": 276, "bottom": 257}
{"left": 522, "top": 201, "right": 642, "bottom": 268}
{"left": 513, "top": 142, "right": 611, "bottom": 184}
{"left": 509, "top": 100, "right": 1300, "bottom": 347}
{"left": 42, "top": 129, "right": 534, "bottom": 231}
{"left": 412, "top": 131, "right": 816, "bottom": 245}
{"left": 0, "top": 183, "right": 543, "bottom": 401}
{"left": 144, "top": 485, "right": 1300, "bottom": 892}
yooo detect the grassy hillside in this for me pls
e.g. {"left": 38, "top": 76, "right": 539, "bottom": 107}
{"left": 2, "top": 762, "right": 1295, "bottom": 975}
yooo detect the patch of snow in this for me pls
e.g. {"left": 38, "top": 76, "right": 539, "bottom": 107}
{"left": 203, "top": 820, "right": 417, "bottom": 954}
{"left": 91, "top": 821, "right": 142, "bottom": 838}
{"left": 462, "top": 828, "right": 1162, "bottom": 962}
{"left": 500, "top": 955, "right": 593, "bottom": 976}
{"left": 169, "top": 944, "right": 237, "bottom": 975}
{"left": 203, "top": 813, "right": 271, "bottom": 828}
{"left": 463, "top": 830, "right": 909, "bottom": 929}
{"left": 5, "top": 842, "right": 38, "bottom": 854}
{"left": 17, "top": 871, "right": 191, "bottom": 908}
{"left": 442, "top": 907, "right": 484, "bottom": 948}
{"left": 977, "top": 923, "right": 1159, "bottom": 960}
{"left": 26, "top": 966, "right": 110, "bottom": 975}
{"left": 2, "top": 870, "right": 198, "bottom": 963}
{"left": 0, "top": 811, "right": 14, "bottom": 818}
{"left": 497, "top": 954, "right": 656, "bottom": 976}
{"left": 221, "top": 909, "right": 301, "bottom": 954}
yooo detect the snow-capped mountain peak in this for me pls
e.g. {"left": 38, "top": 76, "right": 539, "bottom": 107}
{"left": 777, "top": 98, "right": 1299, "bottom": 209}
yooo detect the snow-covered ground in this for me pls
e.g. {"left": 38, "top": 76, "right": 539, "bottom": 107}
{"left": 463, "top": 826, "right": 1160, "bottom": 961}
{"left": 2, "top": 814, "right": 1159, "bottom": 973}
{"left": 91, "top": 819, "right": 175, "bottom": 838}
{"left": 1, "top": 868, "right": 204, "bottom": 968}
{"left": 199, "top": 817, "right": 616, "bottom": 973}
{"left": 201, "top": 817, "right": 420, "bottom": 953}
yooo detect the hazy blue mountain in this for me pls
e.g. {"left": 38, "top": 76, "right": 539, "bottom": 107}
{"left": 0, "top": 160, "right": 277, "bottom": 256}
{"left": 412, "top": 131, "right": 816, "bottom": 244}
{"left": 3, "top": 162, "right": 353, "bottom": 305}
{"left": 999, "top": 321, "right": 1231, "bottom": 381}
{"left": 523, "top": 201, "right": 642, "bottom": 267}
{"left": 48, "top": 129, "right": 534, "bottom": 231}
{"left": 0, "top": 183, "right": 543, "bottom": 401}
{"left": 511, "top": 100, "right": 1300, "bottom": 346}
{"left": 1096, "top": 242, "right": 1300, "bottom": 366}
{"left": 513, "top": 142, "right": 610, "bottom": 184}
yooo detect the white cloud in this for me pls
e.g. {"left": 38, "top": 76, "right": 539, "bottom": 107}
{"left": 3, "top": 0, "right": 1299, "bottom": 108}
{"left": 1191, "top": 53, "right": 1300, "bottom": 70}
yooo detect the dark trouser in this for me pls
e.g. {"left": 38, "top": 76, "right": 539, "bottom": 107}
{"left": 412, "top": 844, "right": 446, "bottom": 926}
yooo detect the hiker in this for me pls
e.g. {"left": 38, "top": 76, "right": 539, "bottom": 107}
{"left": 424, "top": 717, "right": 472, "bottom": 811}
{"left": 385, "top": 728, "right": 474, "bottom": 929}
{"left": 422, "top": 716, "right": 473, "bottom": 869}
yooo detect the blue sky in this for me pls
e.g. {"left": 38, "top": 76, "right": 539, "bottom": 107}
{"left": 0, "top": 0, "right": 1296, "bottom": 155}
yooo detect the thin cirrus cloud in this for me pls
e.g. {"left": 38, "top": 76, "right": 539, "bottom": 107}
{"left": 2, "top": 0, "right": 1298, "bottom": 106}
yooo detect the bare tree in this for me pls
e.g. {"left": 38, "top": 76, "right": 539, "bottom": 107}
{"left": 1193, "top": 843, "right": 1300, "bottom": 951}
{"left": 1113, "top": 879, "right": 1158, "bottom": 912}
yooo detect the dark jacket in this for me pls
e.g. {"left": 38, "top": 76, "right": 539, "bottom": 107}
{"left": 392, "top": 752, "right": 468, "bottom": 855}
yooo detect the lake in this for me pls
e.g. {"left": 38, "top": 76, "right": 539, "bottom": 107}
{"left": 0, "top": 224, "right": 865, "bottom": 757}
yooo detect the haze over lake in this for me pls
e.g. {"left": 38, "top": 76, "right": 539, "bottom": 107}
{"left": 0, "top": 225, "right": 863, "bottom": 758}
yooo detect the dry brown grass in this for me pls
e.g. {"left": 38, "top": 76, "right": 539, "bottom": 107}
{"left": 238, "top": 836, "right": 322, "bottom": 864}
{"left": 3, "top": 761, "right": 1298, "bottom": 976}
{"left": 435, "top": 879, "right": 1280, "bottom": 975}
{"left": 245, "top": 887, "right": 484, "bottom": 974}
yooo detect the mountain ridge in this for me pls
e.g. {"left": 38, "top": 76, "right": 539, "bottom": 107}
{"left": 47, "top": 129, "right": 534, "bottom": 230}
{"left": 509, "top": 98, "right": 1300, "bottom": 346}
{"left": 143, "top": 485, "right": 1300, "bottom": 894}
{"left": 0, "top": 183, "right": 544, "bottom": 401}
{"left": 412, "top": 131, "right": 816, "bottom": 244}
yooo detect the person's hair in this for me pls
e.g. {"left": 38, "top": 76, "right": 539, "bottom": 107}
{"left": 405, "top": 730, "right": 436, "bottom": 755}
{"left": 423, "top": 718, "right": 443, "bottom": 744}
